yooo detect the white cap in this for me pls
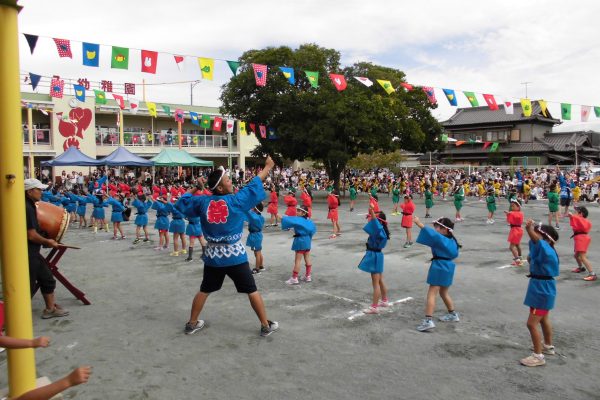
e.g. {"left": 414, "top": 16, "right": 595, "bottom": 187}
{"left": 24, "top": 178, "right": 48, "bottom": 191}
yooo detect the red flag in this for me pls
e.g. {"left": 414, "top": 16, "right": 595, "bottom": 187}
{"left": 174, "top": 55, "right": 185, "bottom": 71}
{"left": 213, "top": 117, "right": 223, "bottom": 131}
{"left": 483, "top": 141, "right": 492, "bottom": 149}
{"left": 141, "top": 50, "right": 158, "bottom": 74}
{"left": 400, "top": 82, "right": 414, "bottom": 91}
{"left": 112, "top": 94, "right": 125, "bottom": 110}
{"left": 483, "top": 94, "right": 499, "bottom": 110}
{"left": 329, "top": 73, "right": 347, "bottom": 91}
{"left": 259, "top": 125, "right": 267, "bottom": 139}
{"left": 53, "top": 38, "right": 72, "bottom": 58}
{"left": 422, "top": 87, "right": 437, "bottom": 104}
{"left": 455, "top": 140, "right": 466, "bottom": 147}
{"left": 249, "top": 123, "right": 256, "bottom": 133}
{"left": 49, "top": 77, "right": 64, "bottom": 98}
{"left": 252, "top": 64, "right": 267, "bottom": 87}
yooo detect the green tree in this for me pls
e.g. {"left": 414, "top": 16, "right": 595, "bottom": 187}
{"left": 348, "top": 150, "right": 406, "bottom": 170}
{"left": 220, "top": 44, "right": 443, "bottom": 189}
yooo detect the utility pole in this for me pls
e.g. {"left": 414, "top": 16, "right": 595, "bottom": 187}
{"left": 190, "top": 80, "right": 200, "bottom": 106}
{"left": 520, "top": 81, "right": 532, "bottom": 98}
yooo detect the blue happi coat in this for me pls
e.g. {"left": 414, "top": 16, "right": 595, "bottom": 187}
{"left": 131, "top": 198, "right": 153, "bottom": 227}
{"left": 105, "top": 197, "right": 125, "bottom": 223}
{"left": 416, "top": 226, "right": 460, "bottom": 287}
{"left": 358, "top": 219, "right": 388, "bottom": 274}
{"left": 281, "top": 216, "right": 316, "bottom": 251}
{"left": 175, "top": 176, "right": 265, "bottom": 267}
{"left": 244, "top": 210, "right": 265, "bottom": 251}
{"left": 524, "top": 239, "right": 559, "bottom": 310}
{"left": 88, "top": 194, "right": 108, "bottom": 220}
{"left": 166, "top": 202, "right": 186, "bottom": 233}
{"left": 151, "top": 200, "right": 170, "bottom": 231}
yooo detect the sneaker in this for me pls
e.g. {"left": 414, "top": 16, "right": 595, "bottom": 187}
{"left": 511, "top": 259, "right": 524, "bottom": 267}
{"left": 169, "top": 251, "right": 180, "bottom": 257}
{"left": 180, "top": 249, "right": 187, "bottom": 255}
{"left": 119, "top": 236, "right": 126, "bottom": 240}
{"left": 301, "top": 275, "right": 312, "bottom": 282}
{"left": 520, "top": 353, "right": 545, "bottom": 367}
{"left": 93, "top": 227, "right": 98, "bottom": 234}
{"left": 403, "top": 242, "right": 410, "bottom": 248}
{"left": 571, "top": 266, "right": 586, "bottom": 273}
{"left": 41, "top": 306, "right": 69, "bottom": 319}
{"left": 363, "top": 306, "right": 379, "bottom": 314}
{"left": 490, "top": 219, "right": 495, "bottom": 224}
{"left": 133, "top": 238, "right": 141, "bottom": 245}
{"left": 143, "top": 238, "right": 151, "bottom": 242}
{"left": 110, "top": 236, "right": 117, "bottom": 240}
{"left": 417, "top": 318, "right": 435, "bottom": 332}
{"left": 530, "top": 343, "right": 556, "bottom": 355}
{"left": 153, "top": 246, "right": 162, "bottom": 251}
{"left": 378, "top": 300, "right": 390, "bottom": 307}
{"left": 184, "top": 320, "right": 205, "bottom": 335}
{"left": 260, "top": 320, "right": 279, "bottom": 337}
{"left": 252, "top": 268, "right": 262, "bottom": 275}
{"left": 583, "top": 274, "right": 597, "bottom": 281}
{"left": 184, "top": 257, "right": 193, "bottom": 262}
{"left": 438, "top": 312, "right": 460, "bottom": 322}
{"left": 555, "top": 225, "right": 560, "bottom": 230}
{"left": 329, "top": 234, "right": 337, "bottom": 239}
{"left": 285, "top": 277, "right": 299, "bottom": 285}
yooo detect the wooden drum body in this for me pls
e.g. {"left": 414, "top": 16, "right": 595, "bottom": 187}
{"left": 37, "top": 201, "right": 70, "bottom": 242}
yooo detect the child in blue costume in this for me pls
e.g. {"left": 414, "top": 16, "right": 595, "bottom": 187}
{"left": 166, "top": 198, "right": 187, "bottom": 257}
{"left": 151, "top": 195, "right": 170, "bottom": 251}
{"left": 520, "top": 220, "right": 560, "bottom": 367}
{"left": 245, "top": 202, "right": 265, "bottom": 274}
{"left": 282, "top": 205, "right": 317, "bottom": 285}
{"left": 104, "top": 193, "right": 126, "bottom": 240}
{"left": 358, "top": 206, "right": 391, "bottom": 314}
{"left": 184, "top": 215, "right": 205, "bottom": 262}
{"left": 63, "top": 193, "right": 78, "bottom": 224}
{"left": 413, "top": 216, "right": 461, "bottom": 332}
{"left": 131, "top": 193, "right": 153, "bottom": 244}
{"left": 175, "top": 156, "right": 279, "bottom": 337}
{"left": 68, "top": 191, "right": 89, "bottom": 229}
{"left": 87, "top": 192, "right": 109, "bottom": 233}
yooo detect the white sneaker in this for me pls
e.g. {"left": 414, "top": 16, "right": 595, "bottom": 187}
{"left": 520, "top": 353, "right": 545, "bottom": 367}
{"left": 285, "top": 277, "right": 299, "bottom": 285}
{"left": 363, "top": 306, "right": 379, "bottom": 314}
{"left": 378, "top": 300, "right": 390, "bottom": 307}
{"left": 417, "top": 318, "right": 435, "bottom": 332}
{"left": 300, "top": 275, "right": 312, "bottom": 282}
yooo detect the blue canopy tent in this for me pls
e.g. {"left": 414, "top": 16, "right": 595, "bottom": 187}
{"left": 98, "top": 146, "right": 154, "bottom": 167}
{"left": 41, "top": 146, "right": 102, "bottom": 167}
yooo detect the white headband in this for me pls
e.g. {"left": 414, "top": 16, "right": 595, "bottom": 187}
{"left": 209, "top": 167, "right": 226, "bottom": 191}
{"left": 535, "top": 222, "right": 556, "bottom": 243}
{"left": 433, "top": 218, "right": 453, "bottom": 233}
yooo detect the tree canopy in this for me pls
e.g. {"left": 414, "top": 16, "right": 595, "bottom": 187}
{"left": 220, "top": 43, "right": 443, "bottom": 188}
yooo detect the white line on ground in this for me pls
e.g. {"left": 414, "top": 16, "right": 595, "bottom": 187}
{"left": 496, "top": 265, "right": 515, "bottom": 269}
{"left": 347, "top": 297, "right": 414, "bottom": 320}
{"left": 314, "top": 291, "right": 360, "bottom": 303}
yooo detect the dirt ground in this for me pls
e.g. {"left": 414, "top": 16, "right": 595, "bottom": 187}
{"left": 2, "top": 193, "right": 599, "bottom": 400}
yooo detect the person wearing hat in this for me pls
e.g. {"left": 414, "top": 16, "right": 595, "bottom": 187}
{"left": 505, "top": 198, "right": 525, "bottom": 266}
{"left": 24, "top": 179, "right": 69, "bottom": 319}
{"left": 568, "top": 206, "right": 596, "bottom": 281}
{"left": 282, "top": 205, "right": 317, "bottom": 285}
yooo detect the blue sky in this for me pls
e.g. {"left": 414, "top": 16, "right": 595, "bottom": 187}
{"left": 16, "top": 0, "right": 600, "bottom": 132}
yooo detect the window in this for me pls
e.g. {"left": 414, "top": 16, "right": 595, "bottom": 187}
{"left": 510, "top": 129, "right": 520, "bottom": 141}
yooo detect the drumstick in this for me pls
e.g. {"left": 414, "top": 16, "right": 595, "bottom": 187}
{"left": 57, "top": 244, "right": 81, "bottom": 250}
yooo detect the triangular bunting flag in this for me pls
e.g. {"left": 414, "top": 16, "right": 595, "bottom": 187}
{"left": 400, "top": 82, "right": 413, "bottom": 91}
{"left": 29, "top": 73, "right": 41, "bottom": 91}
{"left": 253, "top": 64, "right": 268, "bottom": 87}
{"left": 174, "top": 109, "right": 185, "bottom": 123}
{"left": 49, "top": 77, "right": 64, "bottom": 98}
{"left": 329, "top": 73, "right": 347, "bottom": 91}
{"left": 112, "top": 94, "right": 125, "bottom": 110}
{"left": 161, "top": 105, "right": 171, "bottom": 116}
{"left": 581, "top": 105, "right": 591, "bottom": 122}
{"left": 422, "top": 87, "right": 437, "bottom": 104}
{"left": 464, "top": 91, "right": 479, "bottom": 107}
{"left": 213, "top": 117, "right": 223, "bottom": 132}
{"left": 268, "top": 127, "right": 277, "bottom": 140}
{"left": 561, "top": 103, "right": 571, "bottom": 120}
{"left": 82, "top": 42, "right": 100, "bottom": 67}
{"left": 305, "top": 71, "right": 319, "bottom": 88}
{"left": 353, "top": 76, "right": 373, "bottom": 87}
{"left": 53, "top": 38, "right": 72, "bottom": 58}
{"left": 227, "top": 60, "right": 241, "bottom": 76}
{"left": 521, "top": 98, "right": 532, "bottom": 117}
{"left": 198, "top": 57, "right": 214, "bottom": 80}
{"left": 538, "top": 100, "right": 548, "bottom": 117}
{"left": 174, "top": 55, "right": 185, "bottom": 71}
{"left": 594, "top": 106, "right": 600, "bottom": 118}
{"left": 200, "top": 115, "right": 211, "bottom": 129}
{"left": 441, "top": 134, "right": 448, "bottom": 142}
{"left": 279, "top": 67, "right": 296, "bottom": 84}
{"left": 504, "top": 101, "right": 514, "bottom": 115}
{"left": 377, "top": 79, "right": 395, "bottom": 95}
{"left": 226, "top": 119, "right": 235, "bottom": 133}
{"left": 73, "top": 84, "right": 86, "bottom": 102}
{"left": 239, "top": 121, "right": 246, "bottom": 135}
{"left": 249, "top": 123, "right": 256, "bottom": 133}
{"left": 483, "top": 142, "right": 492, "bottom": 150}
{"left": 489, "top": 142, "right": 499, "bottom": 152}
{"left": 483, "top": 94, "right": 499, "bottom": 110}
{"left": 24, "top": 34, "right": 38, "bottom": 54}
{"left": 94, "top": 89, "right": 107, "bottom": 105}
{"left": 111, "top": 46, "right": 129, "bottom": 69}
{"left": 442, "top": 89, "right": 457, "bottom": 106}
{"left": 455, "top": 140, "right": 466, "bottom": 147}
{"left": 129, "top": 98, "right": 139, "bottom": 114}
{"left": 189, "top": 112, "right": 200, "bottom": 126}
{"left": 141, "top": 50, "right": 158, "bottom": 74}
{"left": 147, "top": 102, "right": 157, "bottom": 117}
{"left": 259, "top": 125, "right": 267, "bottom": 139}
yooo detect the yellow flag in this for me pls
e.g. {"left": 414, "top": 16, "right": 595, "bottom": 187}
{"left": 147, "top": 133, "right": 153, "bottom": 141}
{"left": 538, "top": 99, "right": 548, "bottom": 117}
{"left": 147, "top": 102, "right": 157, "bottom": 117}
{"left": 198, "top": 57, "right": 214, "bottom": 80}
{"left": 239, "top": 121, "right": 247, "bottom": 135}
{"left": 193, "top": 136, "right": 198, "bottom": 144}
{"left": 377, "top": 79, "right": 395, "bottom": 95}
{"left": 520, "top": 98, "right": 532, "bottom": 117}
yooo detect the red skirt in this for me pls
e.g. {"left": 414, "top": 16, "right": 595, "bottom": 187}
{"left": 285, "top": 207, "right": 297, "bottom": 216}
{"left": 267, "top": 203, "right": 278, "bottom": 215}
{"left": 508, "top": 227, "right": 523, "bottom": 245}
{"left": 327, "top": 208, "right": 338, "bottom": 222}
{"left": 574, "top": 234, "right": 591, "bottom": 253}
{"left": 401, "top": 214, "right": 413, "bottom": 228}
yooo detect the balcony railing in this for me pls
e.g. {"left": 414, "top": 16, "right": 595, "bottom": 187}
{"left": 23, "top": 129, "right": 52, "bottom": 146}
{"left": 95, "top": 130, "right": 231, "bottom": 148}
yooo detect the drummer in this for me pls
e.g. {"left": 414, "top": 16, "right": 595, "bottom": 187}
{"left": 25, "top": 179, "right": 69, "bottom": 319}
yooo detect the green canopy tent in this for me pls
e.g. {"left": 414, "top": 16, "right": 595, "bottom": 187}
{"left": 150, "top": 148, "right": 214, "bottom": 167}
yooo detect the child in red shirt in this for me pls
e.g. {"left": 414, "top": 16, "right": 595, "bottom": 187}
{"left": 569, "top": 206, "right": 596, "bottom": 281}
{"left": 284, "top": 189, "right": 297, "bottom": 216}
{"left": 505, "top": 198, "right": 524, "bottom": 266}
{"left": 327, "top": 190, "right": 341, "bottom": 238}
{"left": 400, "top": 194, "right": 415, "bottom": 248}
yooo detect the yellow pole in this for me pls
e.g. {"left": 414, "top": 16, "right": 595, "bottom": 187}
{"left": 0, "top": 1, "right": 38, "bottom": 397}
{"left": 119, "top": 109, "right": 124, "bottom": 146}
{"left": 27, "top": 106, "right": 34, "bottom": 178}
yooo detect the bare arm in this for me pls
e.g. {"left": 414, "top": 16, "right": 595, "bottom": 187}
{"left": 257, "top": 156, "right": 275, "bottom": 182}
{"left": 413, "top": 216, "right": 425, "bottom": 229}
{"left": 525, "top": 219, "right": 540, "bottom": 243}
{"left": 0, "top": 336, "right": 49, "bottom": 349}
{"left": 13, "top": 366, "right": 91, "bottom": 400}
{"left": 26, "top": 230, "right": 58, "bottom": 249}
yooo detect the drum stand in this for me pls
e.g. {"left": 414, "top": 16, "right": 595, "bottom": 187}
{"left": 44, "top": 245, "right": 91, "bottom": 305}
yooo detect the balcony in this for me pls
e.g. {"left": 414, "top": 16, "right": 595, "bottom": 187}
{"left": 95, "top": 130, "right": 232, "bottom": 149}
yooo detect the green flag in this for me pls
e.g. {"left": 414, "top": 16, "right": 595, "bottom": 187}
{"left": 489, "top": 142, "right": 499, "bottom": 152}
{"left": 227, "top": 60, "right": 240, "bottom": 76}
{"left": 463, "top": 91, "right": 479, "bottom": 107}
{"left": 561, "top": 103, "right": 571, "bottom": 120}
{"left": 305, "top": 70, "right": 319, "bottom": 88}
{"left": 94, "top": 89, "right": 107, "bottom": 105}
{"left": 200, "top": 115, "right": 211, "bottom": 129}
{"left": 161, "top": 105, "right": 171, "bottom": 116}
{"left": 594, "top": 106, "right": 600, "bottom": 118}
{"left": 111, "top": 46, "right": 129, "bottom": 69}
{"left": 441, "top": 133, "right": 448, "bottom": 142}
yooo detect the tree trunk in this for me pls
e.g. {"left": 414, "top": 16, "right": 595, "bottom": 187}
{"left": 325, "top": 159, "right": 344, "bottom": 194}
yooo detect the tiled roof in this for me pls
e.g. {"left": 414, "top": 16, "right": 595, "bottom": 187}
{"left": 441, "top": 101, "right": 561, "bottom": 127}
